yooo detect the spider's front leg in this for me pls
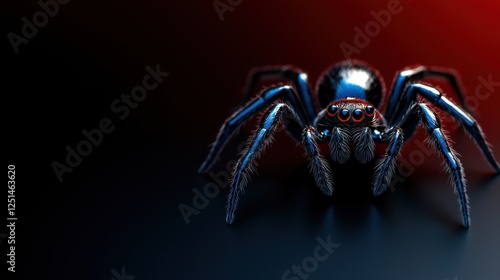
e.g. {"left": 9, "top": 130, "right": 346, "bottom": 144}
{"left": 372, "top": 127, "right": 404, "bottom": 196}
{"left": 302, "top": 127, "right": 334, "bottom": 196}
{"left": 397, "top": 102, "right": 470, "bottom": 227}
{"left": 198, "top": 85, "right": 309, "bottom": 174}
{"left": 226, "top": 103, "right": 332, "bottom": 224}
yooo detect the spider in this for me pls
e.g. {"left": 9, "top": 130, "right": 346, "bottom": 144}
{"left": 198, "top": 60, "right": 499, "bottom": 227}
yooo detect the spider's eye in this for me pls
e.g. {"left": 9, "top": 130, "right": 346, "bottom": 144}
{"left": 352, "top": 109, "right": 364, "bottom": 122}
{"left": 365, "top": 106, "right": 374, "bottom": 117}
{"left": 338, "top": 109, "right": 350, "bottom": 122}
{"left": 327, "top": 104, "right": 338, "bottom": 117}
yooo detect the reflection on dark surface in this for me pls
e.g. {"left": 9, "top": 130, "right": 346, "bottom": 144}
{"left": 5, "top": 0, "right": 500, "bottom": 279}
{"left": 20, "top": 130, "right": 499, "bottom": 279}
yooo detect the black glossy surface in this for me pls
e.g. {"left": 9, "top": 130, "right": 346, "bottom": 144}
{"left": 4, "top": 1, "right": 500, "bottom": 280}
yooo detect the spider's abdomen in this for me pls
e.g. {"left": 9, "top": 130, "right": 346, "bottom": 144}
{"left": 316, "top": 60, "right": 385, "bottom": 109}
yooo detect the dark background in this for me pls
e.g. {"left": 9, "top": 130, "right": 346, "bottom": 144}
{"left": 3, "top": 0, "right": 500, "bottom": 279}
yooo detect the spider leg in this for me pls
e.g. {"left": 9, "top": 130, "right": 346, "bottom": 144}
{"left": 198, "top": 85, "right": 310, "bottom": 174}
{"left": 386, "top": 83, "right": 499, "bottom": 172}
{"left": 226, "top": 102, "right": 306, "bottom": 224}
{"left": 372, "top": 127, "right": 404, "bottom": 196}
{"left": 302, "top": 127, "right": 334, "bottom": 196}
{"left": 399, "top": 102, "right": 470, "bottom": 227}
{"left": 243, "top": 66, "right": 317, "bottom": 122}
{"left": 386, "top": 66, "right": 470, "bottom": 121}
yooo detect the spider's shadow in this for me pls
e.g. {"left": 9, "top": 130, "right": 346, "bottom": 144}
{"left": 230, "top": 158, "right": 499, "bottom": 231}
{"left": 302, "top": 158, "right": 393, "bottom": 229}
{"left": 230, "top": 151, "right": 500, "bottom": 229}
{"left": 234, "top": 157, "right": 393, "bottom": 229}
{"left": 231, "top": 158, "right": 398, "bottom": 228}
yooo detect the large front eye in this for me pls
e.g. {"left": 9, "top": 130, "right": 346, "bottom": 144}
{"left": 327, "top": 104, "right": 338, "bottom": 117}
{"left": 338, "top": 109, "right": 350, "bottom": 122}
{"left": 352, "top": 109, "right": 364, "bottom": 122}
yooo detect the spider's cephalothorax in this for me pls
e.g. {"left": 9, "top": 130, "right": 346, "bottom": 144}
{"left": 199, "top": 60, "right": 499, "bottom": 227}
